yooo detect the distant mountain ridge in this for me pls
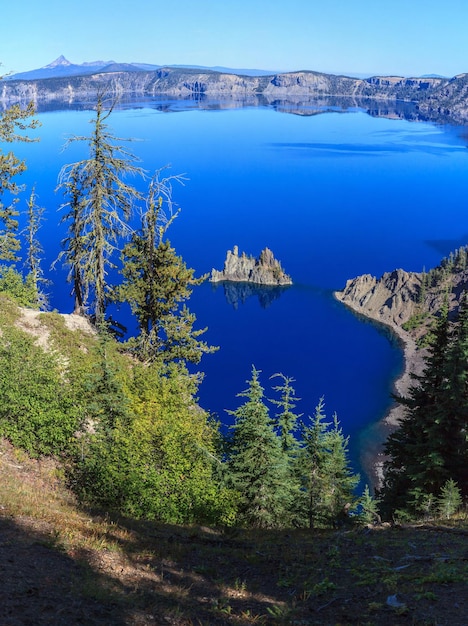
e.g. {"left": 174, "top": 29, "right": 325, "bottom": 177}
{"left": 7, "top": 55, "right": 276, "bottom": 81}
{"left": 3, "top": 56, "right": 468, "bottom": 125}
{"left": 8, "top": 56, "right": 138, "bottom": 81}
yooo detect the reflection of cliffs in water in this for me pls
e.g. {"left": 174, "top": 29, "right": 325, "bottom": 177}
{"left": 212, "top": 281, "right": 290, "bottom": 310}
{"left": 2, "top": 92, "right": 460, "bottom": 126}
{"left": 265, "top": 96, "right": 418, "bottom": 120}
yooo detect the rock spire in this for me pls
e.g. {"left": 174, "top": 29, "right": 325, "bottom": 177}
{"left": 210, "top": 246, "right": 292, "bottom": 286}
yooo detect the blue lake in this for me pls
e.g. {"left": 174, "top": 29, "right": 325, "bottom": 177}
{"left": 9, "top": 98, "right": 468, "bottom": 478}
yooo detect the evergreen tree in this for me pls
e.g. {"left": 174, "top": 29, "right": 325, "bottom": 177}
{"left": 55, "top": 167, "right": 88, "bottom": 314}
{"left": 115, "top": 171, "right": 216, "bottom": 364}
{"left": 23, "top": 187, "right": 48, "bottom": 309}
{"left": 417, "top": 270, "right": 428, "bottom": 306}
{"left": 228, "top": 367, "right": 292, "bottom": 528}
{"left": 296, "top": 399, "right": 359, "bottom": 528}
{"left": 320, "top": 415, "right": 360, "bottom": 522}
{"left": 437, "top": 478, "right": 462, "bottom": 519}
{"left": 270, "top": 373, "right": 301, "bottom": 454}
{"left": 0, "top": 97, "right": 39, "bottom": 263}
{"left": 0, "top": 92, "right": 40, "bottom": 307}
{"left": 381, "top": 294, "right": 468, "bottom": 517}
{"left": 269, "top": 373, "right": 305, "bottom": 525}
{"left": 438, "top": 293, "right": 468, "bottom": 493}
{"left": 381, "top": 301, "right": 451, "bottom": 515}
{"left": 454, "top": 246, "right": 467, "bottom": 271}
{"left": 57, "top": 96, "right": 143, "bottom": 322}
{"left": 296, "top": 398, "right": 330, "bottom": 528}
{"left": 0, "top": 150, "right": 22, "bottom": 263}
{"left": 358, "top": 485, "right": 381, "bottom": 525}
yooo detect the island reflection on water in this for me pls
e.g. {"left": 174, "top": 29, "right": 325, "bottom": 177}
{"left": 211, "top": 281, "right": 291, "bottom": 309}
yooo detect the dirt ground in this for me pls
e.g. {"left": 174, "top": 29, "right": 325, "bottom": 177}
{"left": 1, "top": 439, "right": 467, "bottom": 625}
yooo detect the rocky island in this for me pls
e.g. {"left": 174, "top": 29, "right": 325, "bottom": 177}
{"left": 210, "top": 246, "right": 292, "bottom": 286}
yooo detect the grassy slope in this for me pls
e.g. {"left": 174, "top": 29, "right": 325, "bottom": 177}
{"left": 1, "top": 437, "right": 467, "bottom": 626}
{"left": 0, "top": 299, "right": 466, "bottom": 624}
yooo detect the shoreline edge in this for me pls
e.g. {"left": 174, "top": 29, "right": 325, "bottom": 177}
{"left": 333, "top": 289, "right": 426, "bottom": 491}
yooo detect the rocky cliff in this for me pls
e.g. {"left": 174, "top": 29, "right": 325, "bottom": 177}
{"left": 336, "top": 256, "right": 468, "bottom": 330}
{"left": 335, "top": 269, "right": 422, "bottom": 327}
{"left": 210, "top": 246, "right": 292, "bottom": 286}
{"left": 2, "top": 66, "right": 468, "bottom": 124}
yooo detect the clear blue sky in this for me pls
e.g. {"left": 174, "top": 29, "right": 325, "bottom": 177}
{"left": 2, "top": 0, "right": 468, "bottom": 77}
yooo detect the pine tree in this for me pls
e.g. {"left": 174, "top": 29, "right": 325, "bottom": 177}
{"left": 115, "top": 171, "right": 216, "bottom": 364}
{"left": 269, "top": 373, "right": 305, "bottom": 525}
{"left": 296, "top": 399, "right": 359, "bottom": 528}
{"left": 437, "top": 478, "right": 462, "bottom": 519}
{"left": 320, "top": 415, "right": 360, "bottom": 522}
{"left": 381, "top": 301, "right": 451, "bottom": 515}
{"left": 438, "top": 293, "right": 468, "bottom": 493}
{"left": 0, "top": 150, "right": 22, "bottom": 263}
{"left": 270, "top": 373, "right": 301, "bottom": 454}
{"left": 57, "top": 96, "right": 143, "bottom": 323}
{"left": 297, "top": 399, "right": 331, "bottom": 528}
{"left": 358, "top": 485, "right": 381, "bottom": 525}
{"left": 381, "top": 294, "right": 468, "bottom": 517}
{"left": 0, "top": 98, "right": 39, "bottom": 263}
{"left": 23, "top": 187, "right": 48, "bottom": 309}
{"left": 55, "top": 167, "right": 88, "bottom": 314}
{"left": 417, "top": 270, "right": 428, "bottom": 306}
{"left": 228, "top": 367, "right": 292, "bottom": 528}
{"left": 454, "top": 246, "right": 467, "bottom": 271}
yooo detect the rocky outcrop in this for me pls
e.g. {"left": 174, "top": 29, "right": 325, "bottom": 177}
{"left": 210, "top": 246, "right": 292, "bottom": 286}
{"left": 335, "top": 269, "right": 422, "bottom": 327}
{"left": 418, "top": 73, "right": 468, "bottom": 123}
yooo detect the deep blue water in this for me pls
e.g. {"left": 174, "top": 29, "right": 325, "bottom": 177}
{"left": 9, "top": 99, "right": 468, "bottom": 478}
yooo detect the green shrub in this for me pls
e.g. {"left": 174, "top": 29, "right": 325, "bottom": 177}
{"left": 402, "top": 312, "right": 428, "bottom": 332}
{"left": 68, "top": 359, "right": 233, "bottom": 525}
{"left": 0, "top": 265, "right": 39, "bottom": 308}
{"left": 438, "top": 479, "right": 462, "bottom": 519}
{"left": 0, "top": 326, "right": 79, "bottom": 456}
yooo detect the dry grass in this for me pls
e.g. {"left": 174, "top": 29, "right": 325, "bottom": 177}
{"left": 1, "top": 437, "right": 467, "bottom": 625}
